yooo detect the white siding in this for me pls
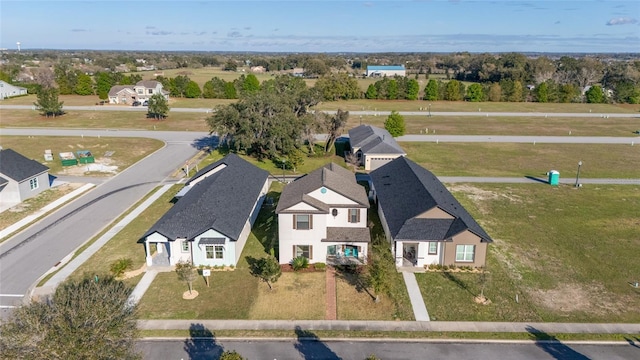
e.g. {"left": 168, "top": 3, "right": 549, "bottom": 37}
{"left": 193, "top": 229, "right": 234, "bottom": 267}
{"left": 278, "top": 213, "right": 327, "bottom": 264}
{"left": 325, "top": 207, "right": 367, "bottom": 228}
{"left": 285, "top": 202, "right": 321, "bottom": 211}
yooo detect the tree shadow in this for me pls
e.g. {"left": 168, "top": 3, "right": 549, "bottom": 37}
{"left": 183, "top": 323, "right": 223, "bottom": 360}
{"left": 334, "top": 265, "right": 376, "bottom": 301}
{"left": 623, "top": 336, "right": 640, "bottom": 349}
{"left": 252, "top": 190, "right": 281, "bottom": 255}
{"left": 294, "top": 326, "right": 341, "bottom": 360}
{"left": 191, "top": 135, "right": 220, "bottom": 152}
{"left": 526, "top": 326, "right": 590, "bottom": 360}
{"left": 441, "top": 272, "right": 475, "bottom": 297}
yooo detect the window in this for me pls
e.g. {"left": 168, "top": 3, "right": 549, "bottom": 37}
{"left": 181, "top": 240, "right": 189, "bottom": 253}
{"left": 29, "top": 178, "right": 39, "bottom": 190}
{"left": 148, "top": 89, "right": 154, "bottom": 94}
{"left": 293, "top": 214, "right": 312, "bottom": 230}
{"left": 455, "top": 245, "right": 475, "bottom": 262}
{"left": 137, "top": 89, "right": 143, "bottom": 94}
{"left": 294, "top": 245, "right": 312, "bottom": 259}
{"left": 428, "top": 242, "right": 438, "bottom": 255}
{"left": 206, "top": 245, "right": 224, "bottom": 259}
{"left": 348, "top": 209, "right": 360, "bottom": 223}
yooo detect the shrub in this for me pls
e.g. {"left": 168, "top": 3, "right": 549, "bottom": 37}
{"left": 314, "top": 262, "right": 326, "bottom": 271}
{"left": 291, "top": 256, "right": 309, "bottom": 271}
{"left": 109, "top": 258, "right": 133, "bottom": 277}
{"left": 219, "top": 350, "right": 245, "bottom": 360}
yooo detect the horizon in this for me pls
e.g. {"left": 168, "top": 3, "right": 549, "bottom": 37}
{"left": 2, "top": 1, "right": 639, "bottom": 53}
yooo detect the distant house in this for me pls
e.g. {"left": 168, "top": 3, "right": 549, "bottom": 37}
{"left": 108, "top": 80, "right": 169, "bottom": 104}
{"left": 0, "top": 80, "right": 28, "bottom": 100}
{"left": 371, "top": 157, "right": 492, "bottom": 268}
{"left": 366, "top": 65, "right": 406, "bottom": 77}
{"left": 292, "top": 68, "right": 305, "bottom": 77}
{"left": 276, "top": 163, "right": 371, "bottom": 265}
{"left": 250, "top": 66, "right": 265, "bottom": 73}
{"left": 0, "top": 148, "right": 50, "bottom": 205}
{"left": 348, "top": 125, "right": 406, "bottom": 171}
{"left": 141, "top": 154, "right": 269, "bottom": 267}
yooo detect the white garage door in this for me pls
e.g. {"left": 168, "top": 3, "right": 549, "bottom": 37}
{"left": 369, "top": 157, "right": 393, "bottom": 171}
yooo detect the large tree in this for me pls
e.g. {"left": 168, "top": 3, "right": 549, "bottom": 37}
{"left": 423, "top": 79, "right": 439, "bottom": 100}
{"left": 147, "top": 93, "right": 169, "bottom": 120}
{"left": 0, "top": 276, "right": 140, "bottom": 359}
{"left": 34, "top": 87, "right": 64, "bottom": 117}
{"left": 74, "top": 73, "right": 94, "bottom": 95}
{"left": 208, "top": 75, "right": 319, "bottom": 160}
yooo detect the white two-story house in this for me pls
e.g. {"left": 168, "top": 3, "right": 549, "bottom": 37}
{"left": 108, "top": 80, "right": 169, "bottom": 104}
{"left": 276, "top": 163, "right": 371, "bottom": 265}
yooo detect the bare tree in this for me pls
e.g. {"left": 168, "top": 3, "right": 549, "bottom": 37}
{"left": 345, "top": 151, "right": 360, "bottom": 171}
{"left": 32, "top": 67, "right": 56, "bottom": 88}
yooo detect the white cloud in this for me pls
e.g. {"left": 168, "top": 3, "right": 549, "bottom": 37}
{"left": 606, "top": 17, "right": 638, "bottom": 26}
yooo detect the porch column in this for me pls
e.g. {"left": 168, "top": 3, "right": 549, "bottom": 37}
{"left": 145, "top": 241, "right": 153, "bottom": 266}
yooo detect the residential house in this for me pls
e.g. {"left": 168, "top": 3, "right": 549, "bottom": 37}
{"left": 0, "top": 148, "right": 50, "bottom": 206}
{"left": 348, "top": 125, "right": 406, "bottom": 171}
{"left": 108, "top": 80, "right": 169, "bottom": 104}
{"left": 366, "top": 65, "right": 406, "bottom": 77}
{"left": 276, "top": 163, "right": 370, "bottom": 265}
{"left": 250, "top": 66, "right": 265, "bottom": 73}
{"left": 141, "top": 154, "right": 269, "bottom": 267}
{"left": 0, "top": 80, "right": 28, "bottom": 99}
{"left": 371, "top": 157, "right": 492, "bottom": 268}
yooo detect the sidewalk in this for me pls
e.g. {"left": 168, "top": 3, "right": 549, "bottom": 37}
{"left": 402, "top": 272, "right": 430, "bottom": 321}
{"left": 32, "top": 184, "right": 174, "bottom": 299}
{"left": 137, "top": 319, "right": 640, "bottom": 334}
{"left": 0, "top": 183, "right": 95, "bottom": 240}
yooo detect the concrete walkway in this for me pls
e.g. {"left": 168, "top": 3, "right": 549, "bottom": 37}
{"left": 0, "top": 183, "right": 95, "bottom": 239}
{"left": 137, "top": 319, "right": 640, "bottom": 334}
{"left": 32, "top": 184, "right": 174, "bottom": 299}
{"left": 128, "top": 270, "right": 158, "bottom": 305}
{"left": 402, "top": 272, "right": 430, "bottom": 321}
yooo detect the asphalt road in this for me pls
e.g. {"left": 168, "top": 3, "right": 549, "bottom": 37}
{"left": 2, "top": 104, "right": 639, "bottom": 118}
{"left": 136, "top": 338, "right": 640, "bottom": 360}
{"left": 0, "top": 133, "right": 200, "bottom": 310}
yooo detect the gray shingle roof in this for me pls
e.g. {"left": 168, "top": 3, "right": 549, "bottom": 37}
{"left": 136, "top": 80, "right": 161, "bottom": 89}
{"left": 0, "top": 149, "right": 49, "bottom": 182}
{"left": 371, "top": 157, "right": 492, "bottom": 243}
{"left": 108, "top": 85, "right": 134, "bottom": 97}
{"left": 143, "top": 154, "right": 269, "bottom": 242}
{"left": 348, "top": 125, "right": 405, "bottom": 155}
{"left": 324, "top": 227, "right": 371, "bottom": 243}
{"left": 276, "top": 163, "right": 369, "bottom": 214}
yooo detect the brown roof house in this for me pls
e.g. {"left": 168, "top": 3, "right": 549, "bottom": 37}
{"left": 276, "top": 163, "right": 371, "bottom": 265}
{"left": 371, "top": 157, "right": 492, "bottom": 268}
{"left": 108, "top": 80, "right": 169, "bottom": 104}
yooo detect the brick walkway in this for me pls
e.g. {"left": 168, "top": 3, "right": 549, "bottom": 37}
{"left": 325, "top": 266, "right": 337, "bottom": 320}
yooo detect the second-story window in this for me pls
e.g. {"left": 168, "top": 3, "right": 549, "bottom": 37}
{"left": 348, "top": 209, "right": 360, "bottom": 223}
{"left": 293, "top": 214, "right": 312, "bottom": 230}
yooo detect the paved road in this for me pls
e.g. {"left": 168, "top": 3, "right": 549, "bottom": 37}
{"left": 0, "top": 135, "right": 199, "bottom": 310}
{"left": 3, "top": 104, "right": 639, "bottom": 118}
{"left": 136, "top": 338, "right": 640, "bottom": 360}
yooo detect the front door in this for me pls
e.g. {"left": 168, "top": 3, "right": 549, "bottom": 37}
{"left": 344, "top": 245, "right": 358, "bottom": 258}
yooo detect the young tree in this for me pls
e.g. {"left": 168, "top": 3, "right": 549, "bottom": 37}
{"left": 384, "top": 110, "right": 405, "bottom": 137}
{"left": 74, "top": 73, "right": 94, "bottom": 95}
{"left": 423, "top": 79, "right": 439, "bottom": 100}
{"left": 34, "top": 87, "right": 64, "bottom": 117}
{"left": 365, "top": 84, "right": 378, "bottom": 99}
{"left": 585, "top": 85, "right": 605, "bottom": 103}
{"left": 535, "top": 82, "right": 549, "bottom": 103}
{"left": 367, "top": 247, "right": 389, "bottom": 303}
{"left": 242, "top": 74, "right": 261, "bottom": 95}
{"left": 175, "top": 261, "right": 197, "bottom": 295}
{"left": 248, "top": 256, "right": 281, "bottom": 290}
{"left": 465, "top": 83, "right": 484, "bottom": 102}
{"left": 95, "top": 71, "right": 116, "bottom": 100}
{"left": 287, "top": 148, "right": 305, "bottom": 173}
{"left": 445, "top": 80, "right": 462, "bottom": 101}
{"left": 184, "top": 80, "right": 202, "bottom": 98}
{"left": 223, "top": 59, "right": 238, "bottom": 71}
{"left": 0, "top": 276, "right": 140, "bottom": 359}
{"left": 147, "top": 93, "right": 169, "bottom": 120}
{"left": 406, "top": 78, "right": 420, "bottom": 100}
{"left": 487, "top": 82, "right": 502, "bottom": 102}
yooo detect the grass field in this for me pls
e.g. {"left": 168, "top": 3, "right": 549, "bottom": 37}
{"left": 418, "top": 183, "right": 640, "bottom": 323}
{"left": 403, "top": 142, "right": 640, "bottom": 178}
{"left": 0, "top": 136, "right": 165, "bottom": 175}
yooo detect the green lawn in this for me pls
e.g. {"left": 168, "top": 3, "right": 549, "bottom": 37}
{"left": 403, "top": 142, "right": 640, "bottom": 178}
{"left": 417, "top": 184, "right": 640, "bottom": 323}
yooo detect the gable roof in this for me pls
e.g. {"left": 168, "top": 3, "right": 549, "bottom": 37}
{"left": 108, "top": 85, "right": 134, "bottom": 97}
{"left": 367, "top": 65, "right": 405, "bottom": 71}
{"left": 135, "top": 80, "right": 161, "bottom": 89}
{"left": 371, "top": 157, "right": 491, "bottom": 243}
{"left": 348, "top": 125, "right": 405, "bottom": 155}
{"left": 276, "top": 163, "right": 369, "bottom": 213}
{"left": 0, "top": 149, "right": 49, "bottom": 182}
{"left": 143, "top": 153, "right": 269, "bottom": 242}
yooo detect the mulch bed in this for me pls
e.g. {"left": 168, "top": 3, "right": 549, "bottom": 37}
{"left": 280, "top": 264, "right": 325, "bottom": 272}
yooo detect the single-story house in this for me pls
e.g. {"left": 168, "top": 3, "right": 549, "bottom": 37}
{"left": 0, "top": 80, "right": 28, "bottom": 99}
{"left": 0, "top": 148, "right": 50, "bottom": 205}
{"left": 366, "top": 65, "right": 406, "bottom": 77}
{"left": 108, "top": 80, "right": 169, "bottom": 104}
{"left": 348, "top": 124, "right": 406, "bottom": 171}
{"left": 141, "top": 154, "right": 269, "bottom": 267}
{"left": 371, "top": 157, "right": 492, "bottom": 268}
{"left": 276, "top": 163, "right": 371, "bottom": 265}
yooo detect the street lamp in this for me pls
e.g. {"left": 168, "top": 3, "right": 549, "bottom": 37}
{"left": 575, "top": 161, "right": 583, "bottom": 187}
{"left": 428, "top": 103, "right": 432, "bottom": 117}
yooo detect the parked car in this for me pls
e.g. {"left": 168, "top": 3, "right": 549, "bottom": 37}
{"left": 142, "top": 100, "right": 149, "bottom": 106}
{"left": 132, "top": 101, "right": 141, "bottom": 106}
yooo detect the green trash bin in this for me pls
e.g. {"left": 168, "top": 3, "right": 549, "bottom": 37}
{"left": 548, "top": 170, "right": 560, "bottom": 186}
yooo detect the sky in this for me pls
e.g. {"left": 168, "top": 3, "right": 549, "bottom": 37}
{"left": 1, "top": 0, "right": 639, "bottom": 53}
